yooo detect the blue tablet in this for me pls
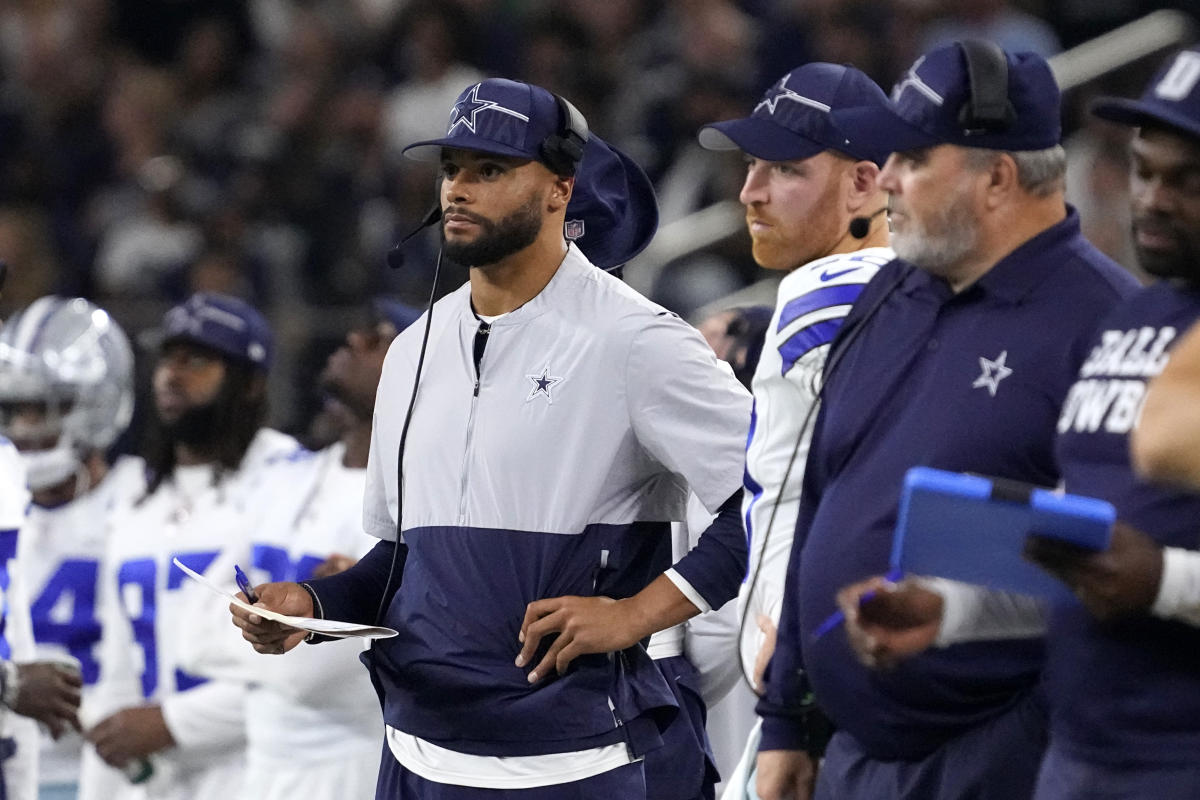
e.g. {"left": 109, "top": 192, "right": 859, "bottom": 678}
{"left": 891, "top": 467, "right": 1116, "bottom": 599}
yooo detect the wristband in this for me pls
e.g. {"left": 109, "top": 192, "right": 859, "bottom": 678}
{"left": 0, "top": 661, "right": 20, "bottom": 709}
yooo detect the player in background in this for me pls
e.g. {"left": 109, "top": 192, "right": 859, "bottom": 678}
{"left": 0, "top": 281, "right": 86, "bottom": 800}
{"left": 80, "top": 294, "right": 298, "bottom": 800}
{"left": 0, "top": 297, "right": 144, "bottom": 800}
{"left": 182, "top": 298, "right": 420, "bottom": 800}
{"left": 693, "top": 62, "right": 894, "bottom": 799}
{"left": 233, "top": 79, "right": 751, "bottom": 798}
{"left": 837, "top": 44, "right": 1200, "bottom": 800}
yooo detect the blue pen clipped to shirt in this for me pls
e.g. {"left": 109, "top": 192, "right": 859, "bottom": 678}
{"left": 234, "top": 564, "right": 260, "bottom": 604}
{"left": 811, "top": 567, "right": 904, "bottom": 641}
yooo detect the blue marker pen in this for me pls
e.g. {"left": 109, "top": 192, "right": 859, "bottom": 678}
{"left": 234, "top": 564, "right": 260, "bottom": 604}
{"left": 811, "top": 567, "right": 903, "bottom": 641}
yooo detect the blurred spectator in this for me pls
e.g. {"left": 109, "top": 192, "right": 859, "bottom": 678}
{"left": 0, "top": 0, "right": 1182, "bottom": 444}
{"left": 382, "top": 1, "right": 483, "bottom": 155}
{"left": 921, "top": 0, "right": 1062, "bottom": 56}
{"left": 0, "top": 206, "right": 60, "bottom": 319}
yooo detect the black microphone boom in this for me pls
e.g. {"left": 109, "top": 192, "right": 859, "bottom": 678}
{"left": 387, "top": 205, "right": 444, "bottom": 269}
{"left": 849, "top": 206, "right": 888, "bottom": 239}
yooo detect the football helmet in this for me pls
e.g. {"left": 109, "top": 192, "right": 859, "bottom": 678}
{"left": 0, "top": 297, "right": 134, "bottom": 490}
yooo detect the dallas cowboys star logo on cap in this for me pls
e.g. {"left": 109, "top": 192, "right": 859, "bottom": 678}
{"left": 972, "top": 350, "right": 1013, "bottom": 397}
{"left": 525, "top": 365, "right": 563, "bottom": 403}
{"left": 754, "top": 75, "right": 832, "bottom": 117}
{"left": 448, "top": 84, "right": 530, "bottom": 134}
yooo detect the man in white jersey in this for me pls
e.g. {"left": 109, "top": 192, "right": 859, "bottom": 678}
{"left": 694, "top": 62, "right": 894, "bottom": 799}
{"left": 0, "top": 297, "right": 144, "bottom": 800}
{"left": 232, "top": 79, "right": 752, "bottom": 799}
{"left": 80, "top": 294, "right": 298, "bottom": 800}
{"left": 186, "top": 300, "right": 422, "bottom": 800}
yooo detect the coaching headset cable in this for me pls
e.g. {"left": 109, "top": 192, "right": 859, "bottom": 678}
{"left": 374, "top": 204, "right": 444, "bottom": 627}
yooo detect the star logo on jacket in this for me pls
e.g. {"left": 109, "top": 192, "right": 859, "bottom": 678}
{"left": 448, "top": 84, "right": 530, "bottom": 134}
{"left": 525, "top": 366, "right": 563, "bottom": 403}
{"left": 972, "top": 350, "right": 1013, "bottom": 397}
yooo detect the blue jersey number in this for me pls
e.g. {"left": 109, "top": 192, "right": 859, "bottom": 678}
{"left": 251, "top": 544, "right": 324, "bottom": 582}
{"left": 117, "top": 551, "right": 219, "bottom": 698}
{"left": 31, "top": 560, "right": 102, "bottom": 684}
{"left": 0, "top": 529, "right": 18, "bottom": 660}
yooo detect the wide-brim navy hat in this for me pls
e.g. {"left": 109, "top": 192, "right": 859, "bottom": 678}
{"left": 833, "top": 42, "right": 1062, "bottom": 156}
{"left": 699, "top": 62, "right": 891, "bottom": 166}
{"left": 564, "top": 135, "right": 659, "bottom": 271}
{"left": 161, "top": 292, "right": 273, "bottom": 370}
{"left": 1091, "top": 47, "right": 1200, "bottom": 141}
{"left": 403, "top": 78, "right": 582, "bottom": 172}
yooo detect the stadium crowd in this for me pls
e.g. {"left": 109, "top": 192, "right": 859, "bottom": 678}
{"left": 0, "top": 2, "right": 1198, "bottom": 800}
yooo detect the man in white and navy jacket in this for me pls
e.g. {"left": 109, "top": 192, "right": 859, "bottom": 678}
{"left": 232, "top": 78, "right": 752, "bottom": 800}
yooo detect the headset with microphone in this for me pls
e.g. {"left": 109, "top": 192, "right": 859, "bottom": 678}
{"left": 848, "top": 206, "right": 889, "bottom": 240}
{"left": 372, "top": 94, "right": 590, "bottom": 625}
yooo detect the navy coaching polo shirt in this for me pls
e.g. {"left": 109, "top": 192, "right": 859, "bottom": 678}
{"left": 761, "top": 209, "right": 1139, "bottom": 759}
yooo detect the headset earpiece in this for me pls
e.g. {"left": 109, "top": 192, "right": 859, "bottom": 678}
{"left": 540, "top": 94, "right": 590, "bottom": 177}
{"left": 957, "top": 39, "right": 1017, "bottom": 134}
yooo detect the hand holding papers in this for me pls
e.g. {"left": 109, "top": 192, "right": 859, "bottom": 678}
{"left": 173, "top": 558, "right": 397, "bottom": 640}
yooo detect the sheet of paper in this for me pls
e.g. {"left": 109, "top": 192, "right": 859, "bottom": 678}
{"left": 172, "top": 557, "right": 398, "bottom": 640}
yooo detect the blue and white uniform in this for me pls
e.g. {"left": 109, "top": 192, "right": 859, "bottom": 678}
{"left": 0, "top": 439, "right": 37, "bottom": 800}
{"left": 183, "top": 442, "right": 383, "bottom": 800}
{"left": 760, "top": 211, "right": 1139, "bottom": 799}
{"left": 18, "top": 456, "right": 145, "bottom": 792}
{"left": 719, "top": 246, "right": 893, "bottom": 799}
{"left": 739, "top": 246, "right": 893, "bottom": 678}
{"left": 81, "top": 429, "right": 298, "bottom": 800}
{"left": 339, "top": 244, "right": 750, "bottom": 791}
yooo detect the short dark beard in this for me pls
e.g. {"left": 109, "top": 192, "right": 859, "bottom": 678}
{"left": 441, "top": 196, "right": 543, "bottom": 267}
{"left": 1134, "top": 220, "right": 1200, "bottom": 287}
{"left": 161, "top": 399, "right": 221, "bottom": 448}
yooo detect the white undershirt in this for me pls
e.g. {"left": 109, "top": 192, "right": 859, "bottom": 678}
{"left": 385, "top": 726, "right": 635, "bottom": 788}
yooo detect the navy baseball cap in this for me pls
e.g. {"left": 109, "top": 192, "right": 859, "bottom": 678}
{"left": 564, "top": 135, "right": 659, "bottom": 271}
{"left": 161, "top": 293, "right": 273, "bottom": 370}
{"left": 1091, "top": 47, "right": 1200, "bottom": 141}
{"left": 403, "top": 78, "right": 586, "bottom": 174}
{"left": 698, "top": 63, "right": 891, "bottom": 166}
{"left": 834, "top": 42, "right": 1062, "bottom": 155}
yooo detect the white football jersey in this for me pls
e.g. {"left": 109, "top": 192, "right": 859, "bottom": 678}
{"left": 738, "top": 248, "right": 893, "bottom": 676}
{"left": 0, "top": 438, "right": 36, "bottom": 800}
{"left": 81, "top": 429, "right": 299, "bottom": 800}
{"left": 19, "top": 456, "right": 146, "bottom": 786}
{"left": 178, "top": 442, "right": 382, "bottom": 800}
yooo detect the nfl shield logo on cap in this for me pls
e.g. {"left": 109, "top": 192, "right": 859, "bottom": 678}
{"left": 564, "top": 219, "right": 585, "bottom": 241}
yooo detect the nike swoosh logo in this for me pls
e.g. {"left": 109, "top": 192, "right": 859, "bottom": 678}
{"left": 820, "top": 267, "right": 859, "bottom": 281}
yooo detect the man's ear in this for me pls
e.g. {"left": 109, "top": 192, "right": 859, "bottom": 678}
{"left": 983, "top": 153, "right": 1020, "bottom": 210}
{"left": 548, "top": 175, "right": 574, "bottom": 212}
{"left": 846, "top": 160, "right": 881, "bottom": 216}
